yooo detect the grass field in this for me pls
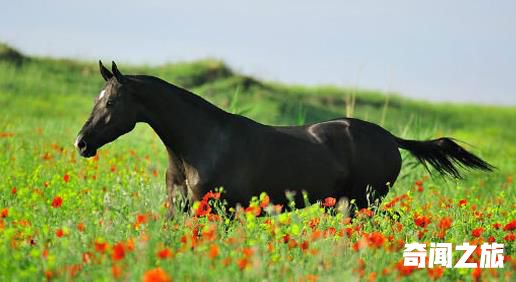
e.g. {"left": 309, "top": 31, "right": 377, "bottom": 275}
{"left": 0, "top": 43, "right": 515, "bottom": 281}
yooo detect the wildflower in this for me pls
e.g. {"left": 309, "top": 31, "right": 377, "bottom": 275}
{"left": 493, "top": 223, "right": 502, "bottom": 230}
{"left": 323, "top": 197, "right": 336, "bottom": 207}
{"left": 237, "top": 258, "right": 250, "bottom": 270}
{"left": 300, "top": 240, "right": 310, "bottom": 251}
{"left": 44, "top": 270, "right": 53, "bottom": 280}
{"left": 63, "top": 174, "right": 70, "bottom": 183}
{"left": 503, "top": 219, "right": 516, "bottom": 231}
{"left": 471, "top": 227, "right": 484, "bottom": 237}
{"left": 242, "top": 247, "right": 254, "bottom": 258}
{"left": 472, "top": 267, "right": 482, "bottom": 282}
{"left": 1, "top": 208, "right": 8, "bottom": 218}
{"left": 77, "top": 222, "right": 85, "bottom": 232}
{"left": 56, "top": 229, "right": 64, "bottom": 238}
{"left": 51, "top": 196, "right": 63, "bottom": 208}
{"left": 311, "top": 230, "right": 323, "bottom": 241}
{"left": 414, "top": 215, "right": 430, "bottom": 228}
{"left": 95, "top": 240, "right": 108, "bottom": 253}
{"left": 487, "top": 236, "right": 496, "bottom": 243}
{"left": 143, "top": 267, "right": 171, "bottom": 282}
{"left": 259, "top": 193, "right": 270, "bottom": 208}
{"left": 415, "top": 180, "right": 424, "bottom": 192}
{"left": 458, "top": 199, "right": 467, "bottom": 207}
{"left": 112, "top": 265, "right": 122, "bottom": 279}
{"left": 288, "top": 239, "right": 298, "bottom": 249}
{"left": 245, "top": 206, "right": 261, "bottom": 216}
{"left": 42, "top": 152, "right": 52, "bottom": 160}
{"left": 136, "top": 214, "right": 148, "bottom": 225}
{"left": 126, "top": 238, "right": 135, "bottom": 251}
{"left": 438, "top": 217, "right": 452, "bottom": 231}
{"left": 504, "top": 233, "right": 515, "bottom": 242}
{"left": 195, "top": 201, "right": 211, "bottom": 217}
{"left": 359, "top": 208, "right": 374, "bottom": 217}
{"left": 112, "top": 242, "right": 125, "bottom": 261}
{"left": 427, "top": 267, "right": 443, "bottom": 280}
{"left": 209, "top": 244, "right": 219, "bottom": 259}
{"left": 11, "top": 187, "right": 16, "bottom": 194}
{"left": 202, "top": 191, "right": 220, "bottom": 201}
{"left": 396, "top": 259, "right": 417, "bottom": 276}
{"left": 157, "top": 248, "right": 172, "bottom": 259}
{"left": 367, "top": 232, "right": 385, "bottom": 248}
{"left": 344, "top": 227, "right": 353, "bottom": 238}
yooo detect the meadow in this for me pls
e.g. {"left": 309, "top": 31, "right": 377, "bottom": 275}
{"left": 0, "top": 43, "right": 514, "bottom": 281}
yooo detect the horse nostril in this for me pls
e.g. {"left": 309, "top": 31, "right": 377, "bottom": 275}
{"left": 76, "top": 139, "right": 87, "bottom": 150}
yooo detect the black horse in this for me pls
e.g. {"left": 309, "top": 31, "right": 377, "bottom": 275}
{"left": 75, "top": 61, "right": 493, "bottom": 216}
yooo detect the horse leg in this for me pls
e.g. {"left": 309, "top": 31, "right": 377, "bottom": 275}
{"left": 165, "top": 159, "right": 188, "bottom": 220}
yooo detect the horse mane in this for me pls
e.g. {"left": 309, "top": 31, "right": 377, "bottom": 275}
{"left": 129, "top": 75, "right": 229, "bottom": 116}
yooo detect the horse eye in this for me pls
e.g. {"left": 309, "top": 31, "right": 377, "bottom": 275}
{"left": 106, "top": 100, "right": 114, "bottom": 108}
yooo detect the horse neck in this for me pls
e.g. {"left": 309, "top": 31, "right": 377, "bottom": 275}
{"left": 138, "top": 80, "right": 230, "bottom": 159}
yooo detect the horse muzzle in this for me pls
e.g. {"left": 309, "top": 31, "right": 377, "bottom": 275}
{"left": 74, "top": 135, "right": 97, "bottom": 158}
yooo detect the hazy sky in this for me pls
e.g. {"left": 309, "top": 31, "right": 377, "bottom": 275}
{"left": 1, "top": 1, "right": 515, "bottom": 105}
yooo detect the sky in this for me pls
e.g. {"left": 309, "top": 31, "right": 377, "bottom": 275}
{"left": 1, "top": 1, "right": 515, "bottom": 105}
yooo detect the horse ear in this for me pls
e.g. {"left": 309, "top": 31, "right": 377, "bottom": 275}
{"left": 111, "top": 61, "right": 127, "bottom": 83}
{"left": 99, "top": 60, "right": 113, "bottom": 81}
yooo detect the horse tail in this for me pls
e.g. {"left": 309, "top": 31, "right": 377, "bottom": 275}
{"left": 395, "top": 136, "right": 494, "bottom": 178}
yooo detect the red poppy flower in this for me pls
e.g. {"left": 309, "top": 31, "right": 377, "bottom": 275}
{"left": 427, "top": 267, "right": 443, "bottom": 280}
{"left": 438, "top": 217, "right": 452, "bottom": 230}
{"left": 359, "top": 208, "right": 374, "bottom": 217}
{"left": 112, "top": 242, "right": 125, "bottom": 261}
{"left": 1, "top": 208, "right": 8, "bottom": 218}
{"left": 237, "top": 258, "right": 250, "bottom": 270}
{"left": 95, "top": 240, "right": 108, "bottom": 253}
{"left": 195, "top": 201, "right": 211, "bottom": 217}
{"left": 300, "top": 240, "right": 310, "bottom": 251}
{"left": 414, "top": 215, "right": 430, "bottom": 228}
{"left": 202, "top": 191, "right": 220, "bottom": 201}
{"left": 112, "top": 265, "right": 122, "bottom": 279}
{"left": 260, "top": 194, "right": 270, "bottom": 208}
{"left": 143, "top": 267, "right": 171, "bottom": 282}
{"left": 245, "top": 206, "right": 261, "bottom": 216}
{"left": 396, "top": 259, "right": 417, "bottom": 276}
{"left": 63, "top": 174, "right": 70, "bottom": 183}
{"left": 11, "top": 187, "right": 16, "bottom": 195}
{"left": 472, "top": 267, "right": 482, "bottom": 281}
{"left": 136, "top": 214, "right": 148, "bottom": 225}
{"left": 323, "top": 197, "right": 336, "bottom": 207}
{"left": 458, "top": 199, "right": 467, "bottom": 207}
{"left": 503, "top": 220, "right": 516, "bottom": 231}
{"left": 77, "top": 222, "right": 85, "bottom": 232}
{"left": 367, "top": 232, "right": 385, "bottom": 248}
{"left": 209, "top": 244, "right": 219, "bottom": 259}
{"left": 56, "top": 229, "right": 64, "bottom": 238}
{"left": 157, "top": 248, "right": 172, "bottom": 259}
{"left": 471, "top": 227, "right": 484, "bottom": 237}
{"left": 504, "top": 233, "right": 515, "bottom": 241}
{"left": 51, "top": 196, "right": 63, "bottom": 208}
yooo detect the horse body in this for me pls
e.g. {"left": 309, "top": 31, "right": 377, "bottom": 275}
{"left": 76, "top": 62, "right": 493, "bottom": 216}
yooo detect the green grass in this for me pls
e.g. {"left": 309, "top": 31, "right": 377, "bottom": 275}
{"left": 0, "top": 44, "right": 515, "bottom": 281}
